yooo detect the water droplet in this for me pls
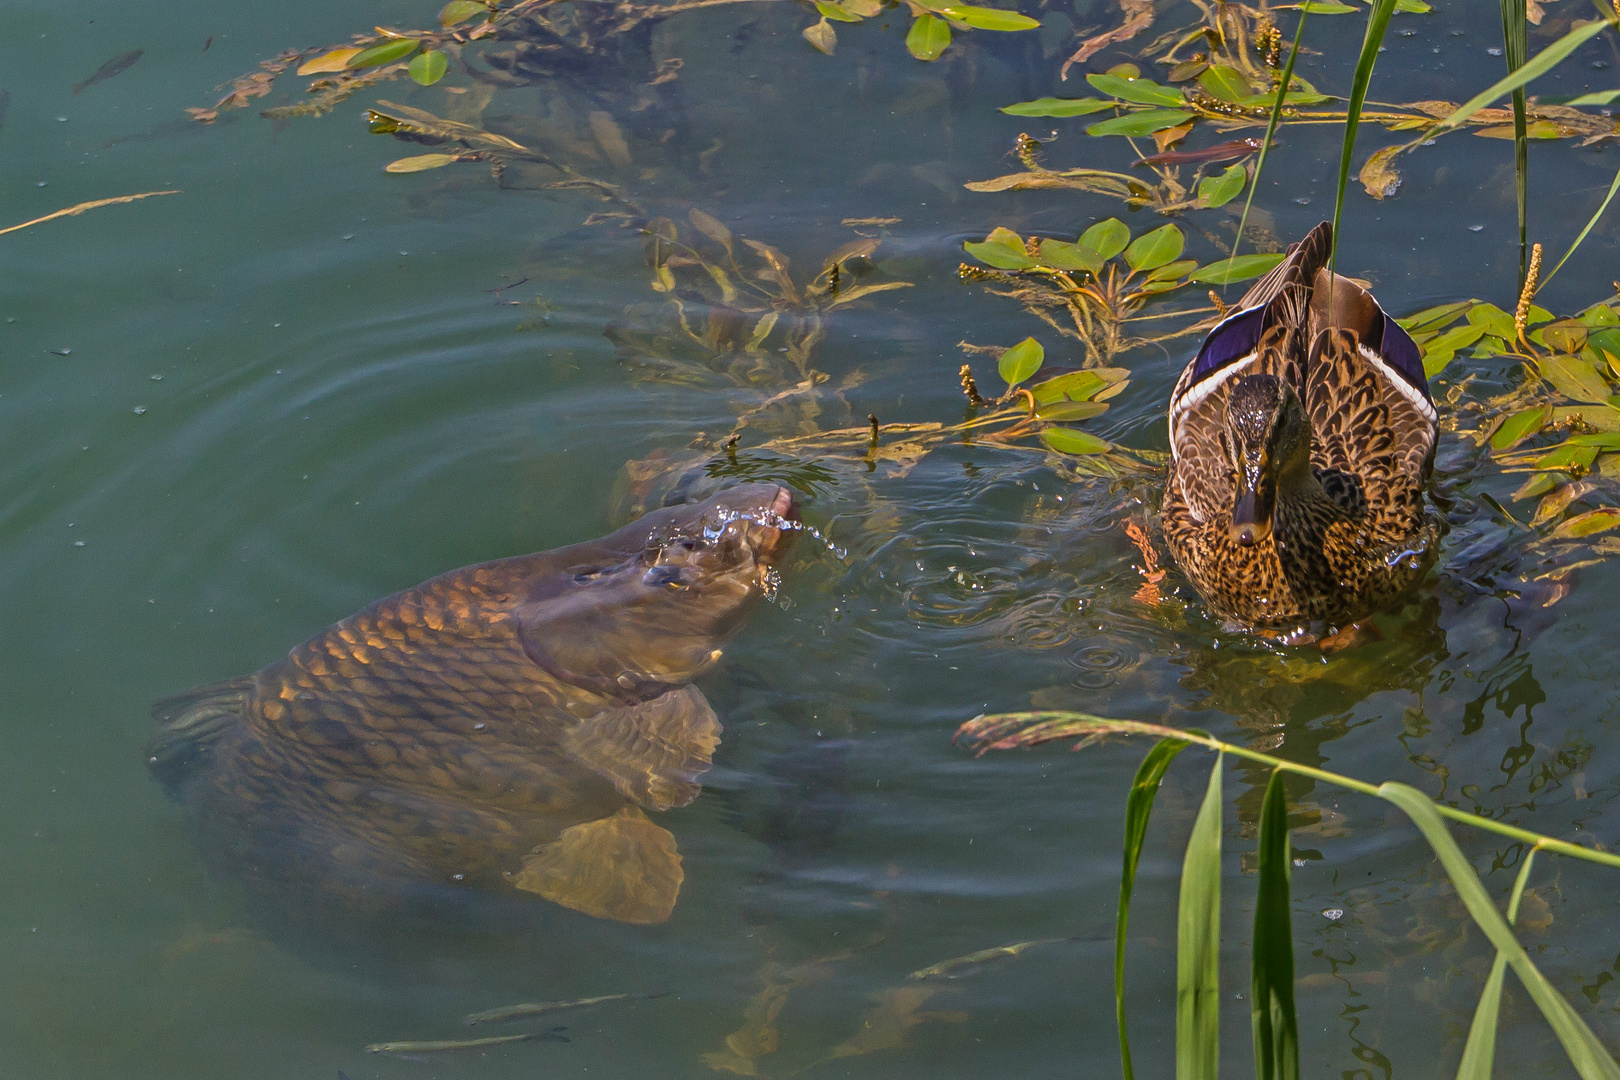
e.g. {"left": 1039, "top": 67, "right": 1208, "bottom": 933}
{"left": 150, "top": 373, "right": 162, "bottom": 381}
{"left": 1322, "top": 907, "right": 1344, "bottom": 921}
{"left": 273, "top": 323, "right": 281, "bottom": 328}
{"left": 1294, "top": 196, "right": 1311, "bottom": 205}
{"left": 342, "top": 234, "right": 355, "bottom": 240}
{"left": 133, "top": 406, "right": 147, "bottom": 415}
{"left": 36, "top": 181, "right": 48, "bottom": 187}
{"left": 73, "top": 540, "right": 85, "bottom": 548}
{"left": 49, "top": 348, "right": 71, "bottom": 357}
{"left": 1469, "top": 224, "right": 1484, "bottom": 232}
{"left": 1293, "top": 858, "right": 1307, "bottom": 867}
{"left": 1487, "top": 46, "right": 1503, "bottom": 56}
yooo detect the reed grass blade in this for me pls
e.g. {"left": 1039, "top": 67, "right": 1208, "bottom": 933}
{"left": 1377, "top": 784, "right": 1620, "bottom": 1080}
{"left": 1117, "top": 736, "right": 1195, "bottom": 1080}
{"left": 1177, "top": 753, "right": 1224, "bottom": 1080}
{"left": 1331, "top": 0, "right": 1399, "bottom": 269}
{"left": 1543, "top": 162, "right": 1620, "bottom": 287}
{"left": 1455, "top": 848, "right": 1539, "bottom": 1080}
{"left": 1251, "top": 770, "right": 1299, "bottom": 1080}
{"left": 1423, "top": 18, "right": 1612, "bottom": 137}
{"left": 1229, "top": 8, "right": 1310, "bottom": 278}
{"left": 1500, "top": 0, "right": 1530, "bottom": 285}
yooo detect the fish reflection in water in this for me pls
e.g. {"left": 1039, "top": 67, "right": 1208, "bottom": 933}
{"left": 147, "top": 484, "right": 796, "bottom": 927}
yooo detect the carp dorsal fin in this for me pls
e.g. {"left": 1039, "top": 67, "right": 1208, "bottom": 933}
{"left": 147, "top": 677, "right": 254, "bottom": 796}
{"left": 511, "top": 806, "right": 683, "bottom": 924}
{"left": 563, "top": 685, "right": 721, "bottom": 812}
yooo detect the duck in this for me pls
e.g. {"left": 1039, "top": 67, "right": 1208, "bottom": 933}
{"left": 1161, "top": 220, "right": 1440, "bottom": 632}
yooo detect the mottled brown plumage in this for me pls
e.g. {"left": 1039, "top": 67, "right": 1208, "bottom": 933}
{"left": 149, "top": 484, "right": 796, "bottom": 925}
{"left": 1162, "top": 222, "right": 1439, "bottom": 630}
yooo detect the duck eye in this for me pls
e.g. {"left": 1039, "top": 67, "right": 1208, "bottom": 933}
{"left": 643, "top": 565, "right": 685, "bottom": 588}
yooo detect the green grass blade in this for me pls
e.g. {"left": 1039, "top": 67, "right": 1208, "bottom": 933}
{"left": 1500, "top": 0, "right": 1529, "bottom": 286}
{"left": 1252, "top": 770, "right": 1299, "bottom": 1080}
{"left": 1117, "top": 736, "right": 1195, "bottom": 1080}
{"left": 1331, "top": 0, "right": 1399, "bottom": 269}
{"left": 1456, "top": 848, "right": 1540, "bottom": 1080}
{"left": 1178, "top": 753, "right": 1224, "bottom": 1080}
{"left": 1543, "top": 161, "right": 1620, "bottom": 287}
{"left": 1423, "top": 18, "right": 1612, "bottom": 137}
{"left": 1228, "top": 8, "right": 1310, "bottom": 278}
{"left": 1378, "top": 783, "right": 1620, "bottom": 1080}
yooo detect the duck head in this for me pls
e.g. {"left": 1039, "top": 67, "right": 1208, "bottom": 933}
{"left": 1222, "top": 374, "right": 1312, "bottom": 548}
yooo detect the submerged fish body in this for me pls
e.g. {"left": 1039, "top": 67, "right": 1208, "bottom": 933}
{"left": 149, "top": 484, "right": 796, "bottom": 926}
{"left": 72, "top": 49, "right": 143, "bottom": 95}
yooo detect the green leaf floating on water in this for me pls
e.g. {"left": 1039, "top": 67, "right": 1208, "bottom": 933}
{"left": 1080, "top": 218, "right": 1130, "bottom": 260}
{"left": 907, "top": 14, "right": 951, "bottom": 60}
{"left": 1087, "top": 110, "right": 1196, "bottom": 137}
{"left": 1188, "top": 253, "right": 1284, "bottom": 284}
{"left": 348, "top": 39, "right": 419, "bottom": 69}
{"left": 1000, "top": 97, "right": 1112, "bottom": 117}
{"left": 998, "top": 336, "right": 1044, "bottom": 386}
{"left": 816, "top": 1, "right": 865, "bottom": 22}
{"left": 1197, "top": 165, "right": 1246, "bottom": 208}
{"left": 964, "top": 226, "right": 1035, "bottom": 269}
{"left": 1394, "top": 0, "right": 1432, "bottom": 11}
{"left": 1123, "top": 224, "right": 1184, "bottom": 272}
{"left": 1086, "top": 73, "right": 1187, "bottom": 107}
{"left": 1041, "top": 427, "right": 1110, "bottom": 454}
{"left": 1293, "top": 0, "right": 1357, "bottom": 12}
{"left": 1031, "top": 369, "right": 1109, "bottom": 403}
{"left": 1198, "top": 65, "right": 1252, "bottom": 103}
{"left": 385, "top": 153, "right": 458, "bottom": 173}
{"left": 936, "top": 5, "right": 1040, "bottom": 30}
{"left": 1036, "top": 399, "right": 1109, "bottom": 421}
{"left": 1491, "top": 406, "right": 1551, "bottom": 450}
{"left": 1539, "top": 354, "right": 1614, "bottom": 404}
{"left": 408, "top": 50, "right": 449, "bottom": 86}
{"left": 803, "top": 18, "right": 837, "bottom": 54}
{"left": 1036, "top": 238, "right": 1102, "bottom": 272}
{"left": 439, "top": 0, "right": 489, "bottom": 26}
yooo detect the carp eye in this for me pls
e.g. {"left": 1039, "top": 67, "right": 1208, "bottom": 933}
{"left": 643, "top": 565, "right": 686, "bottom": 589}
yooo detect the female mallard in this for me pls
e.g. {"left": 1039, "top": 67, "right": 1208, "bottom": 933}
{"left": 1162, "top": 221, "right": 1439, "bottom": 631}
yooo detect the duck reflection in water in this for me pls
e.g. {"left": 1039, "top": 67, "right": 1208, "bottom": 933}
{"left": 147, "top": 484, "right": 797, "bottom": 932}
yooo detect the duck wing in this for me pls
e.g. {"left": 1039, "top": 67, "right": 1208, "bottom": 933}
{"left": 1167, "top": 221, "right": 1333, "bottom": 523}
{"left": 1303, "top": 270, "right": 1437, "bottom": 489}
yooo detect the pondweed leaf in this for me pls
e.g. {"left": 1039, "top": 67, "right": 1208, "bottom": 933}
{"left": 1123, "top": 224, "right": 1184, "bottom": 272}
{"left": 1197, "top": 65, "right": 1252, "bottom": 103}
{"left": 998, "top": 336, "right": 1044, "bottom": 386}
{"left": 1035, "top": 399, "right": 1109, "bottom": 421}
{"left": 816, "top": 0, "right": 865, "bottom": 21}
{"left": 1115, "top": 737, "right": 1195, "bottom": 1080}
{"left": 1080, "top": 218, "right": 1130, "bottom": 260}
{"left": 1000, "top": 97, "right": 1112, "bottom": 117}
{"left": 1550, "top": 507, "right": 1620, "bottom": 539}
{"left": 408, "top": 50, "right": 449, "bottom": 86}
{"left": 1398, "top": 300, "right": 1472, "bottom": 333}
{"left": 1578, "top": 303, "right": 1619, "bottom": 328}
{"left": 1539, "top": 355, "right": 1613, "bottom": 404}
{"left": 1031, "top": 370, "right": 1108, "bottom": 403}
{"left": 1539, "top": 319, "right": 1589, "bottom": 353}
{"left": 689, "top": 208, "right": 734, "bottom": 256}
{"left": 1252, "top": 771, "right": 1299, "bottom": 1080}
{"left": 1490, "top": 405, "right": 1551, "bottom": 451}
{"left": 1086, "top": 73, "right": 1187, "bottom": 107}
{"left": 439, "top": 0, "right": 489, "bottom": 25}
{"left": 1188, "top": 253, "right": 1284, "bottom": 284}
{"left": 1037, "top": 238, "right": 1103, "bottom": 272}
{"left": 804, "top": 18, "right": 837, "bottom": 54}
{"left": 1146, "top": 258, "right": 1198, "bottom": 283}
{"left": 1087, "top": 110, "right": 1196, "bottom": 137}
{"left": 1394, "top": 0, "right": 1431, "bottom": 10}
{"left": 385, "top": 153, "right": 457, "bottom": 173}
{"left": 1040, "top": 426, "right": 1110, "bottom": 454}
{"left": 1294, "top": 0, "right": 1357, "bottom": 12}
{"left": 1178, "top": 755, "right": 1223, "bottom": 1080}
{"left": 1566, "top": 431, "right": 1620, "bottom": 450}
{"left": 1467, "top": 302, "right": 1516, "bottom": 338}
{"left": 907, "top": 13, "right": 951, "bottom": 60}
{"left": 348, "top": 39, "right": 419, "bottom": 69}
{"left": 298, "top": 48, "right": 363, "bottom": 75}
{"left": 964, "top": 226, "right": 1035, "bottom": 269}
{"left": 936, "top": 5, "right": 1040, "bottom": 31}
{"left": 1197, "top": 165, "right": 1245, "bottom": 207}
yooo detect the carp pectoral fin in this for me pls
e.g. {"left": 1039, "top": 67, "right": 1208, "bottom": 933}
{"left": 147, "top": 677, "right": 254, "bottom": 796}
{"left": 563, "top": 685, "right": 721, "bottom": 813}
{"left": 511, "top": 807, "right": 683, "bottom": 925}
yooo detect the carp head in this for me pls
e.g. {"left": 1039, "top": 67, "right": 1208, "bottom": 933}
{"left": 516, "top": 484, "right": 798, "bottom": 700}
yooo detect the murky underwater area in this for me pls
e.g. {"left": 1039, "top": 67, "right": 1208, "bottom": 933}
{"left": 5, "top": 0, "right": 1620, "bottom": 1076}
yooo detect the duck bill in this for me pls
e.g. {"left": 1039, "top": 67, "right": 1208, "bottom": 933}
{"left": 1228, "top": 463, "right": 1274, "bottom": 548}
